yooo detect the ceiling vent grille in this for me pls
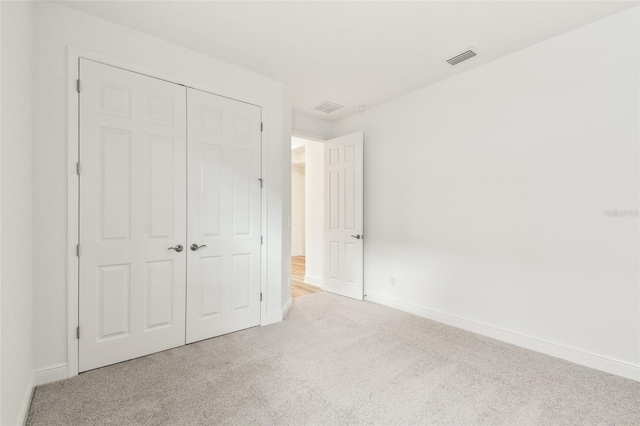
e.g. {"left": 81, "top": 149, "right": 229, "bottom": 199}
{"left": 311, "top": 101, "right": 343, "bottom": 114}
{"left": 446, "top": 49, "right": 477, "bottom": 66}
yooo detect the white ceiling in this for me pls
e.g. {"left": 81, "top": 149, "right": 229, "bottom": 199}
{"left": 57, "top": 1, "right": 635, "bottom": 122}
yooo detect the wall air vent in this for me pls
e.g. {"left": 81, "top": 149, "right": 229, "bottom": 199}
{"left": 446, "top": 49, "right": 477, "bottom": 66}
{"left": 311, "top": 100, "right": 344, "bottom": 114}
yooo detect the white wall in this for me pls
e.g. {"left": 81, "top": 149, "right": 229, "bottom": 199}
{"left": 33, "top": 1, "right": 289, "bottom": 379}
{"left": 291, "top": 160, "right": 305, "bottom": 256}
{"left": 292, "top": 110, "right": 332, "bottom": 140}
{"left": 331, "top": 7, "right": 639, "bottom": 378}
{"left": 1, "top": 1, "right": 35, "bottom": 424}
{"left": 304, "top": 140, "right": 325, "bottom": 287}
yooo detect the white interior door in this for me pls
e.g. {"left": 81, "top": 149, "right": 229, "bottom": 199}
{"left": 324, "top": 131, "right": 364, "bottom": 300}
{"left": 185, "top": 88, "right": 262, "bottom": 344}
{"left": 78, "top": 59, "right": 187, "bottom": 372}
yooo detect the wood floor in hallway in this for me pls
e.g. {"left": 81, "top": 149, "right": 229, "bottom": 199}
{"left": 291, "top": 256, "right": 322, "bottom": 298}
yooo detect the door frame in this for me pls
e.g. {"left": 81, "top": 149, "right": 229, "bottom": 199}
{"left": 290, "top": 131, "right": 326, "bottom": 291}
{"left": 66, "top": 47, "right": 269, "bottom": 378}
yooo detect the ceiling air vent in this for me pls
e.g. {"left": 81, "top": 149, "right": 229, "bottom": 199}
{"left": 311, "top": 100, "right": 343, "bottom": 114}
{"left": 446, "top": 49, "right": 477, "bottom": 66}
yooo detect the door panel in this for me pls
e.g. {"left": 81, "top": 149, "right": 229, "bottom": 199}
{"left": 78, "top": 59, "right": 187, "bottom": 372}
{"left": 186, "top": 88, "right": 262, "bottom": 344}
{"left": 324, "top": 132, "right": 364, "bottom": 300}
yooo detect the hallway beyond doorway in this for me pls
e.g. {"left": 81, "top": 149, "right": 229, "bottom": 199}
{"left": 291, "top": 256, "right": 322, "bottom": 298}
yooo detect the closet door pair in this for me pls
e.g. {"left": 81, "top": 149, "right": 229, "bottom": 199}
{"left": 78, "top": 59, "right": 261, "bottom": 372}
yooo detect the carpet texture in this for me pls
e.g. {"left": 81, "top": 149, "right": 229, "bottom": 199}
{"left": 27, "top": 292, "right": 640, "bottom": 425}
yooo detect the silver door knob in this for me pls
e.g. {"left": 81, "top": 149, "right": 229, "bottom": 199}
{"left": 168, "top": 245, "right": 184, "bottom": 252}
{"left": 350, "top": 234, "right": 362, "bottom": 240}
{"left": 190, "top": 244, "right": 208, "bottom": 251}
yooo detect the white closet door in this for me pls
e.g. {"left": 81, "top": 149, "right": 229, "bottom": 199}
{"left": 186, "top": 88, "right": 262, "bottom": 344}
{"left": 78, "top": 59, "right": 187, "bottom": 372}
{"left": 324, "top": 132, "right": 364, "bottom": 300}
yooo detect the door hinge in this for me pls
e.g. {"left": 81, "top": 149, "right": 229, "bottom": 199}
{"left": 261, "top": 236, "right": 263, "bottom": 245}
{"left": 260, "top": 122, "right": 263, "bottom": 132}
{"left": 76, "top": 79, "right": 81, "bottom": 93}
{"left": 76, "top": 326, "right": 80, "bottom": 339}
{"left": 260, "top": 292, "right": 263, "bottom": 302}
{"left": 76, "top": 162, "right": 81, "bottom": 175}
{"left": 76, "top": 244, "right": 80, "bottom": 256}
{"left": 258, "top": 178, "right": 263, "bottom": 189}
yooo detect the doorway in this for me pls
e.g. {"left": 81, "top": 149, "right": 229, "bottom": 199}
{"left": 290, "top": 136, "right": 323, "bottom": 298}
{"left": 289, "top": 132, "right": 364, "bottom": 300}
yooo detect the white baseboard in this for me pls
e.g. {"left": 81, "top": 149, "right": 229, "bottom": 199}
{"left": 35, "top": 363, "right": 69, "bottom": 386}
{"left": 266, "top": 310, "right": 282, "bottom": 325}
{"left": 291, "top": 252, "right": 305, "bottom": 257}
{"left": 282, "top": 297, "right": 293, "bottom": 319}
{"left": 266, "top": 297, "right": 294, "bottom": 325}
{"left": 365, "top": 292, "right": 640, "bottom": 382}
{"left": 303, "top": 274, "right": 322, "bottom": 287}
{"left": 18, "top": 375, "right": 34, "bottom": 426}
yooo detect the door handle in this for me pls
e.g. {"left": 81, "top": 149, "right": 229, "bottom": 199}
{"left": 190, "top": 244, "right": 208, "bottom": 251}
{"left": 168, "top": 245, "right": 184, "bottom": 252}
{"left": 350, "top": 234, "right": 362, "bottom": 240}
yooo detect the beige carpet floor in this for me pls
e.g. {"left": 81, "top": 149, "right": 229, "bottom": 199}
{"left": 28, "top": 292, "right": 640, "bottom": 425}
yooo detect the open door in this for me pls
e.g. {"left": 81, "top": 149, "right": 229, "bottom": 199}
{"left": 323, "top": 131, "right": 364, "bottom": 300}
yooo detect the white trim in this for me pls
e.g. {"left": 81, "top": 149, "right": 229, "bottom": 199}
{"left": 303, "top": 275, "right": 322, "bottom": 287}
{"left": 18, "top": 376, "right": 34, "bottom": 426}
{"left": 291, "top": 251, "right": 305, "bottom": 257}
{"left": 35, "top": 364, "right": 69, "bottom": 386}
{"left": 292, "top": 130, "right": 326, "bottom": 142}
{"left": 282, "top": 298, "right": 293, "bottom": 319}
{"left": 67, "top": 46, "right": 271, "bottom": 378}
{"left": 66, "top": 47, "right": 80, "bottom": 380}
{"left": 266, "top": 310, "right": 282, "bottom": 325}
{"left": 365, "top": 292, "right": 640, "bottom": 382}
{"left": 259, "top": 111, "right": 268, "bottom": 329}
{"left": 267, "top": 297, "right": 293, "bottom": 324}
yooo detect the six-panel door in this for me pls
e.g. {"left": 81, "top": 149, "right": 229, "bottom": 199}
{"left": 79, "top": 61, "right": 264, "bottom": 371}
{"left": 78, "top": 59, "right": 188, "bottom": 372}
{"left": 323, "top": 132, "right": 364, "bottom": 300}
{"left": 185, "top": 88, "right": 262, "bottom": 344}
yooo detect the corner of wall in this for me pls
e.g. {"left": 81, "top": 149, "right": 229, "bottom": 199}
{"left": 1, "top": 0, "right": 36, "bottom": 424}
{"left": 281, "top": 92, "right": 293, "bottom": 311}
{"left": 282, "top": 297, "right": 293, "bottom": 320}
{"left": 16, "top": 375, "right": 34, "bottom": 426}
